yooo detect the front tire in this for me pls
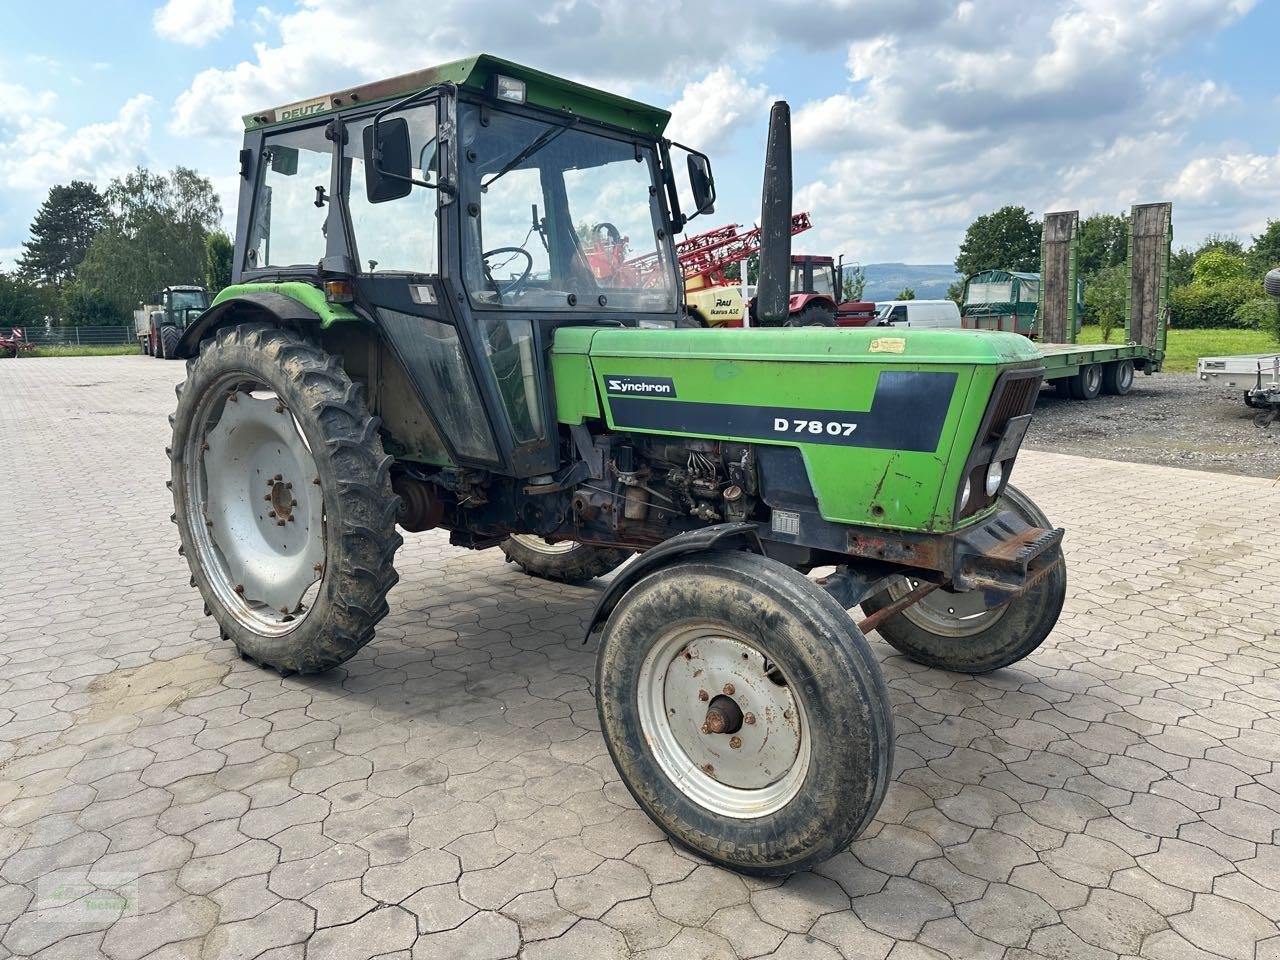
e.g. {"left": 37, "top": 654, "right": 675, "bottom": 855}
{"left": 499, "top": 535, "right": 629, "bottom": 583}
{"left": 160, "top": 326, "right": 180, "bottom": 360}
{"left": 785, "top": 304, "right": 836, "bottom": 327}
{"left": 859, "top": 485, "right": 1066, "bottom": 674}
{"left": 170, "top": 324, "right": 402, "bottom": 673}
{"left": 597, "top": 551, "right": 893, "bottom": 875}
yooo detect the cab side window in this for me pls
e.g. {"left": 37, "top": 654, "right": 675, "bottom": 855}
{"left": 345, "top": 106, "right": 441, "bottom": 275}
{"left": 245, "top": 125, "right": 331, "bottom": 270}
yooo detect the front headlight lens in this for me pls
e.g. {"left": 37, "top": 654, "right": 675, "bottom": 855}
{"left": 985, "top": 460, "right": 1004, "bottom": 497}
{"left": 959, "top": 477, "right": 972, "bottom": 511}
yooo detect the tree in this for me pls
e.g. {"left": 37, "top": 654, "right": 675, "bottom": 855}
{"left": 843, "top": 264, "right": 866, "bottom": 301}
{"left": 894, "top": 287, "right": 916, "bottom": 300}
{"left": 1083, "top": 264, "right": 1127, "bottom": 343}
{"left": 955, "top": 206, "right": 1040, "bottom": 278}
{"left": 78, "top": 166, "right": 222, "bottom": 315}
{"left": 1077, "top": 212, "right": 1129, "bottom": 277}
{"left": 60, "top": 281, "right": 125, "bottom": 326}
{"left": 16, "top": 181, "right": 107, "bottom": 313}
{"left": 1191, "top": 249, "right": 1248, "bottom": 287}
{"left": 205, "top": 231, "right": 233, "bottom": 294}
{"left": 946, "top": 279, "right": 965, "bottom": 305}
{"left": 722, "top": 254, "right": 759, "bottom": 286}
{"left": 0, "top": 272, "right": 48, "bottom": 328}
{"left": 1247, "top": 219, "right": 1280, "bottom": 277}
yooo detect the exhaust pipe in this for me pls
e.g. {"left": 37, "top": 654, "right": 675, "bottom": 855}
{"left": 756, "top": 101, "right": 793, "bottom": 327}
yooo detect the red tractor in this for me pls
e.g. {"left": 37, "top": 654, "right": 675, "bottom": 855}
{"left": 0, "top": 328, "right": 34, "bottom": 358}
{"left": 749, "top": 254, "right": 876, "bottom": 326}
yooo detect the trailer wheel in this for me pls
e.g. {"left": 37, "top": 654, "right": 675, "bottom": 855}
{"left": 1102, "top": 359, "right": 1134, "bottom": 395}
{"left": 860, "top": 485, "right": 1066, "bottom": 674}
{"left": 141, "top": 337, "right": 151, "bottom": 356}
{"left": 597, "top": 550, "right": 893, "bottom": 875}
{"left": 160, "top": 326, "right": 180, "bottom": 360}
{"left": 499, "top": 536, "right": 630, "bottom": 583}
{"left": 170, "top": 323, "right": 402, "bottom": 673}
{"left": 1068, "top": 363, "right": 1103, "bottom": 399}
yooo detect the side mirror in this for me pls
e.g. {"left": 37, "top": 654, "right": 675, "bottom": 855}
{"left": 363, "top": 117, "right": 413, "bottom": 203}
{"left": 687, "top": 153, "right": 716, "bottom": 216}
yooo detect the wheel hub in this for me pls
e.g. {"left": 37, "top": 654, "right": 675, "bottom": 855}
{"left": 637, "top": 624, "right": 809, "bottom": 818}
{"left": 198, "top": 390, "right": 324, "bottom": 619}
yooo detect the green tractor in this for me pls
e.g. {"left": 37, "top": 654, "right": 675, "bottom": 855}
{"left": 168, "top": 55, "right": 1066, "bottom": 875}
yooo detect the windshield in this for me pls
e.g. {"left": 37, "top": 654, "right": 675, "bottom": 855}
{"left": 459, "top": 103, "right": 676, "bottom": 313}
{"left": 169, "top": 290, "right": 207, "bottom": 311}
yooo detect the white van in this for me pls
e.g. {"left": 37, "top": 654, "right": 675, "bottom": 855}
{"left": 876, "top": 299, "right": 962, "bottom": 329}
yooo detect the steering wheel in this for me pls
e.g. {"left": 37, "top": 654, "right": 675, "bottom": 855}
{"left": 592, "top": 222, "right": 623, "bottom": 246}
{"left": 481, "top": 246, "right": 534, "bottom": 302}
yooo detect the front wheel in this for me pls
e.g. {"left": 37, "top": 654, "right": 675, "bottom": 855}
{"left": 784, "top": 304, "right": 836, "bottom": 327}
{"left": 597, "top": 551, "right": 893, "bottom": 875}
{"left": 499, "top": 535, "right": 629, "bottom": 583}
{"left": 160, "top": 326, "right": 180, "bottom": 360}
{"left": 859, "top": 485, "right": 1066, "bottom": 673}
{"left": 170, "top": 324, "right": 402, "bottom": 673}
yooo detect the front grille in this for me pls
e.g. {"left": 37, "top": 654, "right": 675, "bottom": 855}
{"left": 956, "top": 367, "right": 1044, "bottom": 521}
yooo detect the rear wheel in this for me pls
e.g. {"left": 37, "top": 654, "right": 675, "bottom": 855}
{"left": 170, "top": 323, "right": 402, "bottom": 673}
{"left": 597, "top": 551, "right": 893, "bottom": 875}
{"left": 1068, "top": 363, "right": 1103, "bottom": 399}
{"left": 500, "top": 535, "right": 629, "bottom": 583}
{"left": 785, "top": 304, "right": 836, "bottom": 327}
{"left": 160, "top": 326, "right": 180, "bottom": 360}
{"left": 1102, "top": 359, "right": 1134, "bottom": 395}
{"left": 859, "top": 485, "right": 1066, "bottom": 674}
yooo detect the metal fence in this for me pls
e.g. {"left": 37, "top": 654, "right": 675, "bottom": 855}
{"left": 9, "top": 325, "right": 135, "bottom": 346}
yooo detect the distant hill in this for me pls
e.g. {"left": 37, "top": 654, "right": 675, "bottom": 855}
{"left": 848, "top": 263, "right": 961, "bottom": 302}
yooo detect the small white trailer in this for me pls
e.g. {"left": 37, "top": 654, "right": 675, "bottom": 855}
{"left": 1198, "top": 352, "right": 1280, "bottom": 426}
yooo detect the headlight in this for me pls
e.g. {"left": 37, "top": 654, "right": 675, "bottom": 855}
{"left": 637, "top": 319, "right": 675, "bottom": 329}
{"left": 985, "top": 461, "right": 1004, "bottom": 497}
{"left": 959, "top": 477, "right": 972, "bottom": 512}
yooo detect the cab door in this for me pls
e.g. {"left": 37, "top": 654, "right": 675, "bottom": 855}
{"left": 338, "top": 100, "right": 509, "bottom": 473}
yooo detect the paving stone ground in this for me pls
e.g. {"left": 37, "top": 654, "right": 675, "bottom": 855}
{"left": 2, "top": 354, "right": 1279, "bottom": 960}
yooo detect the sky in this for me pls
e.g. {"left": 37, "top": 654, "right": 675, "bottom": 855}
{"left": 2, "top": 0, "right": 1278, "bottom": 271}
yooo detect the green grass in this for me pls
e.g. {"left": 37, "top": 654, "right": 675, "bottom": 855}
{"left": 1077, "top": 325, "right": 1279, "bottom": 373}
{"left": 23, "top": 344, "right": 140, "bottom": 358}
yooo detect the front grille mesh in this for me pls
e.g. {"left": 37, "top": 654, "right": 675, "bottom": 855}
{"left": 983, "top": 374, "right": 1040, "bottom": 443}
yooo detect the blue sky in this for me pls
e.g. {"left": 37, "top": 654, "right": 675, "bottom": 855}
{"left": 3, "top": 0, "right": 1278, "bottom": 271}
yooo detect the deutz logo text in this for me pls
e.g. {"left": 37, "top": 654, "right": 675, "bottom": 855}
{"left": 277, "top": 98, "right": 331, "bottom": 122}
{"left": 605, "top": 376, "right": 676, "bottom": 397}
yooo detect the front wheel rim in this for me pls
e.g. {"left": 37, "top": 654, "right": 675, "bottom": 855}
{"left": 888, "top": 576, "right": 1008, "bottom": 637}
{"left": 184, "top": 375, "right": 326, "bottom": 636}
{"left": 636, "top": 622, "right": 810, "bottom": 819}
{"left": 509, "top": 534, "right": 578, "bottom": 556}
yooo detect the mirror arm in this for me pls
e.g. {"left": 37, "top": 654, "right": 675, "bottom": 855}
{"left": 370, "top": 82, "right": 457, "bottom": 195}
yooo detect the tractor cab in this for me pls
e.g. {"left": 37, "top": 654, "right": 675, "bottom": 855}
{"left": 212, "top": 55, "right": 714, "bottom": 478}
{"left": 162, "top": 286, "right": 210, "bottom": 327}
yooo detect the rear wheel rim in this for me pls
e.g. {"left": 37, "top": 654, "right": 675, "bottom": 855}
{"left": 1119, "top": 363, "right": 1133, "bottom": 390}
{"left": 887, "top": 576, "right": 1008, "bottom": 637}
{"left": 636, "top": 621, "right": 810, "bottom": 819}
{"left": 1085, "top": 366, "right": 1102, "bottom": 392}
{"left": 508, "top": 534, "right": 577, "bottom": 556}
{"left": 184, "top": 374, "right": 325, "bottom": 636}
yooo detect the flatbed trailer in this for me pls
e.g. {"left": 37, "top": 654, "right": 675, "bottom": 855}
{"left": 996, "top": 203, "right": 1172, "bottom": 400}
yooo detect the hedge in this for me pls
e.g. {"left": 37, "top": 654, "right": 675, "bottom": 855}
{"left": 1169, "top": 279, "right": 1260, "bottom": 329}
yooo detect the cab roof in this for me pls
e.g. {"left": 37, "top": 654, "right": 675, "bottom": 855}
{"left": 243, "top": 54, "right": 671, "bottom": 139}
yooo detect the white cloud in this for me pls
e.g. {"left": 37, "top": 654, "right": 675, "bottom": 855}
{"left": 0, "top": 90, "right": 153, "bottom": 193}
{"left": 666, "top": 68, "right": 770, "bottom": 146}
{"left": 154, "top": 0, "right": 235, "bottom": 46}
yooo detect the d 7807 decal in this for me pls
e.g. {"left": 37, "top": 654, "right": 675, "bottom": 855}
{"left": 774, "top": 418, "right": 859, "bottom": 437}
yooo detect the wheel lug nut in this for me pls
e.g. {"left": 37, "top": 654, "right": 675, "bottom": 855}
{"left": 313, "top": 563, "right": 323, "bottom": 572}
{"left": 744, "top": 713, "right": 756, "bottom": 725}
{"left": 287, "top": 516, "right": 295, "bottom": 522}
{"left": 276, "top": 520, "right": 286, "bottom": 527}
{"left": 285, "top": 482, "right": 292, "bottom": 489}
{"left": 701, "top": 763, "right": 714, "bottom": 775}
{"left": 235, "top": 584, "right": 244, "bottom": 595}
{"left": 274, "top": 474, "right": 282, "bottom": 481}
{"left": 723, "top": 683, "right": 735, "bottom": 695}
{"left": 698, "top": 690, "right": 709, "bottom": 702}
{"left": 263, "top": 494, "right": 272, "bottom": 501}
{"left": 729, "top": 736, "right": 742, "bottom": 749}
{"left": 268, "top": 510, "right": 276, "bottom": 518}
{"left": 700, "top": 722, "right": 711, "bottom": 734}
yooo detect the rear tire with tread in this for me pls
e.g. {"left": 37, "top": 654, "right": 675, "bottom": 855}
{"left": 1068, "top": 363, "right": 1103, "bottom": 399}
{"left": 160, "top": 326, "right": 180, "bottom": 360}
{"left": 1102, "top": 359, "right": 1134, "bottom": 395}
{"left": 170, "top": 323, "right": 402, "bottom": 673}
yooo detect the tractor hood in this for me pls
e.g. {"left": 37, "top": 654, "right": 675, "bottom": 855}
{"left": 551, "top": 326, "right": 1043, "bottom": 531}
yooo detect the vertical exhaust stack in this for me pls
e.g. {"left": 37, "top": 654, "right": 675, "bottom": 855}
{"left": 756, "top": 101, "right": 793, "bottom": 327}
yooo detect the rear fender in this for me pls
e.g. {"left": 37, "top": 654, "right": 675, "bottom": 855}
{"left": 175, "top": 283, "right": 359, "bottom": 359}
{"left": 584, "top": 522, "right": 763, "bottom": 638}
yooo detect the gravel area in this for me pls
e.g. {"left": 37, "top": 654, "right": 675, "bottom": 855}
{"left": 1024, "top": 372, "right": 1280, "bottom": 479}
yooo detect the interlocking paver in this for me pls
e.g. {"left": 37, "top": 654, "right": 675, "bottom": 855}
{"left": 3, "top": 356, "right": 1280, "bottom": 959}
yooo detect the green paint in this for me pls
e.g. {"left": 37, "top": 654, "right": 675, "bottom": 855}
{"left": 244, "top": 54, "right": 671, "bottom": 138}
{"left": 554, "top": 326, "right": 1039, "bottom": 531}
{"left": 210, "top": 282, "right": 358, "bottom": 327}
